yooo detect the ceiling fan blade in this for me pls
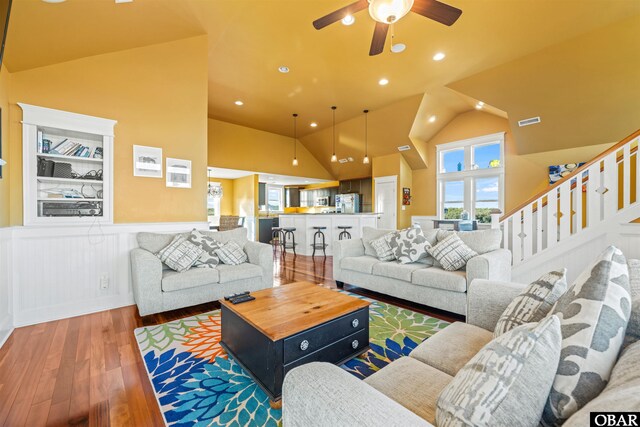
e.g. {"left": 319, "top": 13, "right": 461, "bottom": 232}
{"left": 313, "top": 0, "right": 369, "bottom": 30}
{"left": 369, "top": 22, "right": 389, "bottom": 56}
{"left": 411, "top": 0, "right": 462, "bottom": 26}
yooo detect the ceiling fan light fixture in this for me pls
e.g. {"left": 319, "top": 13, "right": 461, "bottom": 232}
{"left": 391, "top": 43, "right": 406, "bottom": 53}
{"left": 368, "top": 0, "right": 414, "bottom": 24}
{"left": 341, "top": 14, "right": 355, "bottom": 25}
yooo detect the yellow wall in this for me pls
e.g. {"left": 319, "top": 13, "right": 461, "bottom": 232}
{"left": 0, "top": 66, "right": 11, "bottom": 227}
{"left": 208, "top": 119, "right": 334, "bottom": 180}
{"left": 8, "top": 36, "right": 208, "bottom": 225}
{"left": 412, "top": 110, "right": 618, "bottom": 217}
{"left": 208, "top": 177, "right": 234, "bottom": 216}
{"left": 231, "top": 174, "right": 258, "bottom": 239}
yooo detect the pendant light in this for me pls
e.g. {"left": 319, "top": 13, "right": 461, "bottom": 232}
{"left": 330, "top": 106, "right": 338, "bottom": 162}
{"left": 363, "top": 109, "right": 370, "bottom": 164}
{"left": 292, "top": 113, "right": 299, "bottom": 166}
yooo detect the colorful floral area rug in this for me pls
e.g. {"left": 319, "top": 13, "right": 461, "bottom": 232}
{"left": 135, "top": 292, "right": 449, "bottom": 427}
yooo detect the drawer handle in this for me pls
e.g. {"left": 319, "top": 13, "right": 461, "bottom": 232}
{"left": 300, "top": 340, "right": 309, "bottom": 351}
{"left": 352, "top": 339, "right": 359, "bottom": 349}
{"left": 351, "top": 318, "right": 359, "bottom": 328}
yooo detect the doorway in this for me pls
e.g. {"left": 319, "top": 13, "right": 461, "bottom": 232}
{"left": 374, "top": 176, "right": 397, "bottom": 230}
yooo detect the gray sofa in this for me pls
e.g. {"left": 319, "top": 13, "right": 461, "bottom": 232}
{"left": 333, "top": 228, "right": 512, "bottom": 315}
{"left": 283, "top": 258, "right": 640, "bottom": 426}
{"left": 130, "top": 227, "right": 273, "bottom": 316}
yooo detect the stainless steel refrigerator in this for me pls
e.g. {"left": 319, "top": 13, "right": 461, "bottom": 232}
{"left": 336, "top": 193, "right": 360, "bottom": 213}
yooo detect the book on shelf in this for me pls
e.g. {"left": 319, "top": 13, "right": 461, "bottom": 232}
{"left": 42, "top": 139, "right": 51, "bottom": 154}
{"left": 93, "top": 147, "right": 103, "bottom": 159}
{"left": 49, "top": 138, "right": 68, "bottom": 154}
{"left": 37, "top": 131, "right": 43, "bottom": 153}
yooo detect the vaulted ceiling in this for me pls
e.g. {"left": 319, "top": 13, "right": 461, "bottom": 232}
{"left": 5, "top": 0, "right": 640, "bottom": 159}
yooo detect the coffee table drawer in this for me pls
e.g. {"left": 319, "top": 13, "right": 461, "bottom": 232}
{"left": 283, "top": 307, "right": 368, "bottom": 364}
{"left": 284, "top": 328, "right": 369, "bottom": 374}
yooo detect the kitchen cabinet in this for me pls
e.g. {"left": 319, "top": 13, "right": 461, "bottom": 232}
{"left": 258, "top": 183, "right": 266, "bottom": 207}
{"left": 285, "top": 187, "right": 301, "bottom": 208}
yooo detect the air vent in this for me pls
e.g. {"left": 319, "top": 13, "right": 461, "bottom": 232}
{"left": 338, "top": 158, "right": 348, "bottom": 164}
{"left": 518, "top": 116, "right": 541, "bottom": 127}
{"left": 397, "top": 145, "right": 411, "bottom": 152}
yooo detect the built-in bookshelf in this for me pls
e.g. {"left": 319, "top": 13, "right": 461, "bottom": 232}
{"left": 19, "top": 103, "right": 117, "bottom": 225}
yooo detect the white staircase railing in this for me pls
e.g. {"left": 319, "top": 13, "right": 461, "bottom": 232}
{"left": 493, "top": 129, "right": 640, "bottom": 266}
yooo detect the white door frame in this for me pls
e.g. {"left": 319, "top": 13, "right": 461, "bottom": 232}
{"left": 374, "top": 175, "right": 398, "bottom": 229}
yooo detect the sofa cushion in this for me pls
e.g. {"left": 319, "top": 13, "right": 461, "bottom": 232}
{"left": 341, "top": 256, "right": 382, "bottom": 274}
{"left": 428, "top": 233, "right": 477, "bottom": 271}
{"left": 542, "top": 246, "right": 631, "bottom": 426}
{"left": 494, "top": 269, "right": 568, "bottom": 337}
{"left": 563, "top": 340, "right": 640, "bottom": 426}
{"left": 162, "top": 268, "right": 220, "bottom": 292}
{"left": 215, "top": 240, "right": 248, "bottom": 265}
{"left": 203, "top": 227, "right": 249, "bottom": 246}
{"left": 410, "top": 322, "right": 493, "bottom": 376}
{"left": 437, "top": 316, "right": 562, "bottom": 427}
{"left": 364, "top": 356, "right": 453, "bottom": 424}
{"left": 187, "top": 229, "right": 222, "bottom": 268}
{"left": 362, "top": 227, "right": 395, "bottom": 258}
{"left": 156, "top": 235, "right": 203, "bottom": 273}
{"left": 137, "top": 232, "right": 179, "bottom": 254}
{"left": 371, "top": 261, "right": 425, "bottom": 282}
{"left": 437, "top": 229, "right": 502, "bottom": 255}
{"left": 386, "top": 227, "right": 432, "bottom": 264}
{"left": 370, "top": 235, "right": 396, "bottom": 261}
{"left": 216, "top": 263, "right": 262, "bottom": 284}
{"left": 411, "top": 268, "right": 467, "bottom": 293}
{"left": 624, "top": 259, "right": 640, "bottom": 349}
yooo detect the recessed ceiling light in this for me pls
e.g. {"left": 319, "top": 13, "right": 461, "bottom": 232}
{"left": 42, "top": 0, "right": 66, "bottom": 3}
{"left": 433, "top": 52, "right": 446, "bottom": 61}
{"left": 310, "top": 122, "right": 318, "bottom": 128}
{"left": 428, "top": 115, "right": 437, "bottom": 123}
{"left": 341, "top": 15, "right": 355, "bottom": 25}
{"left": 278, "top": 66, "right": 290, "bottom": 74}
{"left": 234, "top": 100, "right": 244, "bottom": 106}
{"left": 391, "top": 43, "right": 406, "bottom": 53}
{"left": 378, "top": 78, "right": 389, "bottom": 86}
{"left": 115, "top": 0, "right": 133, "bottom": 3}
{"left": 475, "top": 101, "right": 485, "bottom": 110}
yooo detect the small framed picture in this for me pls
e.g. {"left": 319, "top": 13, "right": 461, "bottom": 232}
{"left": 166, "top": 158, "right": 191, "bottom": 188}
{"left": 133, "top": 145, "right": 163, "bottom": 178}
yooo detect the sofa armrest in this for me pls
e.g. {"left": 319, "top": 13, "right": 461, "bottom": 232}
{"left": 130, "top": 248, "right": 163, "bottom": 317}
{"left": 466, "top": 249, "right": 512, "bottom": 285}
{"left": 467, "top": 279, "right": 527, "bottom": 331}
{"left": 283, "top": 362, "right": 433, "bottom": 427}
{"left": 244, "top": 241, "right": 274, "bottom": 288}
{"left": 333, "top": 238, "right": 365, "bottom": 282}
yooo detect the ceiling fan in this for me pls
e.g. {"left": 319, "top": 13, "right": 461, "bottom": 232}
{"left": 313, "top": 0, "right": 462, "bottom": 56}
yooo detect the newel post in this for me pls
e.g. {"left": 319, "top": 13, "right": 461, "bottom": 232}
{"left": 490, "top": 209, "right": 502, "bottom": 229}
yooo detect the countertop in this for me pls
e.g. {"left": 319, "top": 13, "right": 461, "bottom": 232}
{"left": 278, "top": 212, "right": 379, "bottom": 216}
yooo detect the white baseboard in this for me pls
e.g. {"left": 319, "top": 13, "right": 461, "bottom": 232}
{"left": 13, "top": 293, "right": 135, "bottom": 327}
{"left": 0, "top": 313, "right": 13, "bottom": 348}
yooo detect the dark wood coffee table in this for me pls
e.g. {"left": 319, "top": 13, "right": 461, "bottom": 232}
{"left": 219, "top": 281, "right": 370, "bottom": 408}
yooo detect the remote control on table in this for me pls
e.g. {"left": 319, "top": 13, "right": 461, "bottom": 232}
{"left": 224, "top": 291, "right": 250, "bottom": 301}
{"left": 231, "top": 295, "right": 255, "bottom": 304}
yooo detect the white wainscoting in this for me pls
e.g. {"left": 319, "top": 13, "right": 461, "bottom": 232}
{"left": 0, "top": 227, "right": 13, "bottom": 347}
{"left": 9, "top": 221, "right": 208, "bottom": 328}
{"left": 512, "top": 222, "right": 640, "bottom": 285}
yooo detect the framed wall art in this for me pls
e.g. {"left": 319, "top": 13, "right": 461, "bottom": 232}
{"left": 166, "top": 158, "right": 191, "bottom": 188}
{"left": 133, "top": 145, "right": 163, "bottom": 178}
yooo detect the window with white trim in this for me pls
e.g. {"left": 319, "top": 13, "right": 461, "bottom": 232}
{"left": 267, "top": 184, "right": 284, "bottom": 213}
{"left": 437, "top": 132, "right": 505, "bottom": 224}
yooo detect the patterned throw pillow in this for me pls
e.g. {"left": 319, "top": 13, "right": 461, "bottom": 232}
{"left": 156, "top": 235, "right": 203, "bottom": 273}
{"left": 427, "top": 233, "right": 477, "bottom": 271}
{"left": 494, "top": 269, "right": 568, "bottom": 337}
{"left": 541, "top": 246, "right": 631, "bottom": 427}
{"left": 385, "top": 227, "right": 431, "bottom": 264}
{"left": 215, "top": 240, "right": 248, "bottom": 265}
{"left": 369, "top": 234, "right": 396, "bottom": 261}
{"left": 624, "top": 259, "right": 640, "bottom": 349}
{"left": 437, "top": 316, "right": 562, "bottom": 427}
{"left": 187, "top": 229, "right": 222, "bottom": 268}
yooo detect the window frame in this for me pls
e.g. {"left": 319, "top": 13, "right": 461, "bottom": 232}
{"left": 436, "top": 132, "right": 505, "bottom": 222}
{"left": 266, "top": 184, "right": 284, "bottom": 213}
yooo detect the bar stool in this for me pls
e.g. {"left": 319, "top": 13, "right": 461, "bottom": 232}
{"left": 337, "top": 226, "right": 352, "bottom": 240}
{"left": 282, "top": 227, "right": 297, "bottom": 256}
{"left": 270, "top": 227, "right": 284, "bottom": 253}
{"left": 311, "top": 226, "right": 328, "bottom": 257}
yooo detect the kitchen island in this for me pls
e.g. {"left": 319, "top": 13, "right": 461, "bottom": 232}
{"left": 278, "top": 213, "right": 379, "bottom": 256}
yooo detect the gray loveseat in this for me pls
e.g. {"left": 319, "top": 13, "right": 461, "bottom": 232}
{"left": 333, "top": 228, "right": 512, "bottom": 315}
{"left": 283, "top": 258, "right": 640, "bottom": 426}
{"left": 130, "top": 227, "right": 273, "bottom": 316}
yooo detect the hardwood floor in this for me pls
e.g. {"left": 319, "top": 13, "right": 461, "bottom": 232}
{"left": 0, "top": 252, "right": 463, "bottom": 427}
